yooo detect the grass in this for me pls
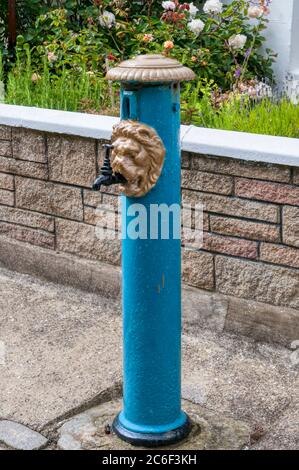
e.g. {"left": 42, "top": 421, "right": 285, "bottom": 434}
{"left": 216, "top": 99, "right": 299, "bottom": 138}
{"left": 1, "top": 53, "right": 299, "bottom": 138}
{"left": 1, "top": 50, "right": 118, "bottom": 114}
{"left": 0, "top": 53, "right": 4, "bottom": 103}
{"left": 181, "top": 82, "right": 299, "bottom": 138}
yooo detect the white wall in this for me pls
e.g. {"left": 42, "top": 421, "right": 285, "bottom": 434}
{"left": 264, "top": 0, "right": 294, "bottom": 85}
{"left": 290, "top": 0, "right": 299, "bottom": 74}
{"left": 223, "top": 0, "right": 298, "bottom": 92}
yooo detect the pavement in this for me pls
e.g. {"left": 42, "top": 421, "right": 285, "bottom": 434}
{"left": 0, "top": 266, "right": 298, "bottom": 450}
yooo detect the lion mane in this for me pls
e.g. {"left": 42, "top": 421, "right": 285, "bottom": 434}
{"left": 111, "top": 120, "right": 166, "bottom": 197}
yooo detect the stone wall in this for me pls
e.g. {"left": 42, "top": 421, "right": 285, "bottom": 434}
{"left": 0, "top": 124, "right": 298, "bottom": 345}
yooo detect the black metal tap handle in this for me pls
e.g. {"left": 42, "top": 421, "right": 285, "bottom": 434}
{"left": 101, "top": 144, "right": 115, "bottom": 176}
{"left": 93, "top": 144, "right": 126, "bottom": 191}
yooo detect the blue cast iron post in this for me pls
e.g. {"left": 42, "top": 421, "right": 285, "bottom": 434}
{"left": 93, "top": 55, "right": 195, "bottom": 447}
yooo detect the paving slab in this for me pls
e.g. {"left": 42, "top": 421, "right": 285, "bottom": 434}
{"left": 0, "top": 420, "right": 48, "bottom": 450}
{"left": 0, "top": 266, "right": 298, "bottom": 449}
{"left": 56, "top": 399, "right": 251, "bottom": 450}
{"left": 252, "top": 403, "right": 299, "bottom": 450}
{"left": 182, "top": 330, "right": 298, "bottom": 431}
{"left": 0, "top": 267, "right": 122, "bottom": 430}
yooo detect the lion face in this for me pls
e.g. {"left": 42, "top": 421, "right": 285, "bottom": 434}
{"left": 112, "top": 137, "right": 152, "bottom": 197}
{"left": 111, "top": 121, "right": 166, "bottom": 198}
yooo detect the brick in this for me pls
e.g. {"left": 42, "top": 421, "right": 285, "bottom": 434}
{"left": 84, "top": 190, "right": 120, "bottom": 209}
{"left": 12, "top": 128, "right": 46, "bottom": 163}
{"left": 48, "top": 135, "right": 96, "bottom": 187}
{"left": 0, "top": 189, "right": 14, "bottom": 206}
{"left": 56, "top": 219, "right": 121, "bottom": 266}
{"left": 216, "top": 256, "right": 299, "bottom": 309}
{"left": 84, "top": 189, "right": 102, "bottom": 208}
{"left": 191, "top": 154, "right": 291, "bottom": 183}
{"left": 0, "top": 140, "right": 12, "bottom": 157}
{"left": 88, "top": 203, "right": 207, "bottom": 235}
{"left": 293, "top": 169, "right": 299, "bottom": 185}
{"left": 210, "top": 215, "right": 280, "bottom": 242}
{"left": 183, "top": 190, "right": 279, "bottom": 223}
{"left": 0, "top": 205, "right": 54, "bottom": 232}
{"left": 0, "top": 222, "right": 54, "bottom": 249}
{"left": 202, "top": 212, "right": 211, "bottom": 232}
{"left": 182, "top": 228, "right": 204, "bottom": 249}
{"left": 101, "top": 193, "right": 120, "bottom": 210}
{"left": 84, "top": 205, "right": 120, "bottom": 232}
{"left": 260, "top": 243, "right": 299, "bottom": 269}
{"left": 181, "top": 153, "right": 190, "bottom": 169}
{"left": 235, "top": 178, "right": 299, "bottom": 205}
{"left": 84, "top": 206, "right": 97, "bottom": 225}
{"left": 99, "top": 185, "right": 121, "bottom": 196}
{"left": 182, "top": 169, "right": 233, "bottom": 195}
{"left": 203, "top": 232, "right": 258, "bottom": 259}
{"left": 0, "top": 156, "right": 48, "bottom": 180}
{"left": 182, "top": 249, "right": 214, "bottom": 290}
{"left": 283, "top": 206, "right": 299, "bottom": 248}
{"left": 182, "top": 207, "right": 209, "bottom": 231}
{"left": 0, "top": 125, "right": 11, "bottom": 140}
{"left": 15, "top": 177, "right": 83, "bottom": 221}
{"left": 0, "top": 173, "right": 14, "bottom": 191}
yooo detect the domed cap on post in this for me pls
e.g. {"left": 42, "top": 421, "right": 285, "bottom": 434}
{"left": 106, "top": 54, "right": 196, "bottom": 83}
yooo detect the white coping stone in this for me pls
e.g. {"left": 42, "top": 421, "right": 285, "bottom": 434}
{"left": 0, "top": 104, "right": 119, "bottom": 141}
{"left": 0, "top": 104, "right": 298, "bottom": 167}
{"left": 182, "top": 125, "right": 299, "bottom": 167}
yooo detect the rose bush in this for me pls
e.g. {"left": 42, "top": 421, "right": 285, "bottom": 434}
{"left": 10, "top": 0, "right": 275, "bottom": 92}
{"left": 3, "top": 2, "right": 297, "bottom": 139}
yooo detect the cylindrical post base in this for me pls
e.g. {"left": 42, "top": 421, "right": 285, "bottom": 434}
{"left": 112, "top": 413, "right": 192, "bottom": 448}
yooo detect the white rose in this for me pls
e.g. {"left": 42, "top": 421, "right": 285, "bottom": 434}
{"left": 188, "top": 19, "right": 205, "bottom": 36}
{"left": 228, "top": 34, "right": 247, "bottom": 50}
{"left": 189, "top": 2, "right": 199, "bottom": 17}
{"left": 248, "top": 6, "right": 263, "bottom": 18}
{"left": 162, "top": 1, "right": 176, "bottom": 10}
{"left": 203, "top": 0, "right": 223, "bottom": 15}
{"left": 99, "top": 11, "right": 116, "bottom": 29}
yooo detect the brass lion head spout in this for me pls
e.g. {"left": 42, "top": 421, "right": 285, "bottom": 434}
{"left": 111, "top": 120, "right": 166, "bottom": 198}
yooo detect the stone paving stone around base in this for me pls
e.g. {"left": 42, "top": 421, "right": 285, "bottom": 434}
{"left": 57, "top": 399, "right": 251, "bottom": 451}
{"left": 0, "top": 421, "right": 48, "bottom": 450}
